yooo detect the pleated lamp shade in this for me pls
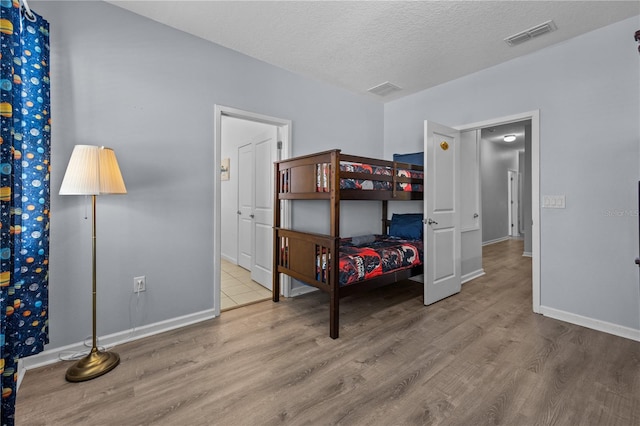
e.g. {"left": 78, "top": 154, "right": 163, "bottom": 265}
{"left": 60, "top": 145, "right": 127, "bottom": 195}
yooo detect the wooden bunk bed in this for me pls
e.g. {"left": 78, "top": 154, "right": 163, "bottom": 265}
{"left": 272, "top": 149, "right": 425, "bottom": 339}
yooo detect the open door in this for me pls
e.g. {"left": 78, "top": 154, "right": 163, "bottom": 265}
{"left": 251, "top": 127, "right": 279, "bottom": 289}
{"left": 424, "top": 120, "right": 462, "bottom": 305}
{"left": 234, "top": 127, "right": 278, "bottom": 290}
{"left": 237, "top": 143, "right": 254, "bottom": 271}
{"left": 508, "top": 169, "right": 520, "bottom": 237}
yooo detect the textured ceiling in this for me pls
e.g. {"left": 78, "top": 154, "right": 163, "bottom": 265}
{"left": 106, "top": 1, "right": 639, "bottom": 102}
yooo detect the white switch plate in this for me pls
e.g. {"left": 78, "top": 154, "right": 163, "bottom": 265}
{"left": 542, "top": 195, "right": 565, "bottom": 209}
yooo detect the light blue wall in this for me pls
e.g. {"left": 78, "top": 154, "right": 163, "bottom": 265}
{"left": 385, "top": 16, "right": 640, "bottom": 331}
{"left": 34, "top": 1, "right": 383, "bottom": 349}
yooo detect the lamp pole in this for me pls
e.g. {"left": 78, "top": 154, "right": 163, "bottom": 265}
{"left": 91, "top": 194, "right": 97, "bottom": 354}
{"left": 65, "top": 193, "right": 120, "bottom": 382}
{"left": 62, "top": 145, "right": 125, "bottom": 382}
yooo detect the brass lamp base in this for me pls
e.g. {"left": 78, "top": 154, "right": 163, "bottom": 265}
{"left": 65, "top": 349, "right": 120, "bottom": 382}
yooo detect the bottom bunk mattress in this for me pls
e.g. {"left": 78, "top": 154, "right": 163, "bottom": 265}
{"left": 317, "top": 235, "right": 423, "bottom": 287}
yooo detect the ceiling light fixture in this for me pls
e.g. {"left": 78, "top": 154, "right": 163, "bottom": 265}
{"left": 503, "top": 135, "right": 517, "bottom": 142}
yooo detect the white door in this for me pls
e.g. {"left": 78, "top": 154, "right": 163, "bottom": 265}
{"left": 237, "top": 143, "right": 253, "bottom": 271}
{"left": 251, "top": 128, "right": 278, "bottom": 289}
{"left": 508, "top": 170, "right": 519, "bottom": 237}
{"left": 424, "top": 120, "right": 462, "bottom": 305}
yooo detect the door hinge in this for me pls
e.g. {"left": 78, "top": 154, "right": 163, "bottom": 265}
{"left": 277, "top": 141, "right": 283, "bottom": 150}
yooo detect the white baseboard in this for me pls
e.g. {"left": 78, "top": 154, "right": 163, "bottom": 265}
{"left": 221, "top": 253, "right": 236, "bottom": 264}
{"left": 19, "top": 308, "right": 217, "bottom": 373}
{"left": 482, "top": 236, "right": 511, "bottom": 246}
{"left": 17, "top": 359, "right": 26, "bottom": 391}
{"left": 462, "top": 269, "right": 485, "bottom": 284}
{"left": 409, "top": 274, "right": 424, "bottom": 283}
{"left": 539, "top": 305, "right": 640, "bottom": 342}
{"left": 522, "top": 251, "right": 532, "bottom": 257}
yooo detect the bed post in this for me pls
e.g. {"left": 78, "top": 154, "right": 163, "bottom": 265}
{"left": 330, "top": 150, "right": 340, "bottom": 238}
{"left": 273, "top": 161, "right": 280, "bottom": 303}
{"left": 330, "top": 289, "right": 339, "bottom": 339}
{"left": 330, "top": 150, "right": 341, "bottom": 338}
{"left": 382, "top": 200, "right": 388, "bottom": 234}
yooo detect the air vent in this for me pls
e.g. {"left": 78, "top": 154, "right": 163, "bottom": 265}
{"left": 367, "top": 81, "right": 402, "bottom": 97}
{"left": 504, "top": 20, "right": 557, "bottom": 46}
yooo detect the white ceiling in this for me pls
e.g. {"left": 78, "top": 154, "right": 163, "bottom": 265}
{"left": 107, "top": 1, "right": 639, "bottom": 102}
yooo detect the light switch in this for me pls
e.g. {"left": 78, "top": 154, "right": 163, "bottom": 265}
{"left": 543, "top": 195, "right": 565, "bottom": 209}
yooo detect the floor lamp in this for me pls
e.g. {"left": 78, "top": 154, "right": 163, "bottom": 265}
{"left": 59, "top": 145, "right": 127, "bottom": 382}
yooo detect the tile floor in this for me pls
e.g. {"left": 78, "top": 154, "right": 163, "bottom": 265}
{"left": 221, "top": 259, "right": 272, "bottom": 311}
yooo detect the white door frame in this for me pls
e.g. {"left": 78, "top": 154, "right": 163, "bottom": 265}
{"left": 213, "top": 105, "right": 292, "bottom": 317}
{"left": 456, "top": 110, "right": 540, "bottom": 313}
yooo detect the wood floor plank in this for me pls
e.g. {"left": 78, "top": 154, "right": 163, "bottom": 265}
{"left": 15, "top": 239, "right": 640, "bottom": 425}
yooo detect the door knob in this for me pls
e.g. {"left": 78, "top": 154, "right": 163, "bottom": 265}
{"left": 237, "top": 210, "right": 241, "bottom": 215}
{"left": 250, "top": 214, "right": 255, "bottom": 218}
{"left": 426, "top": 218, "right": 438, "bottom": 225}
{"left": 473, "top": 213, "right": 479, "bottom": 218}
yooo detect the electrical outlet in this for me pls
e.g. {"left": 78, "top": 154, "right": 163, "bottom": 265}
{"left": 133, "top": 276, "right": 146, "bottom": 293}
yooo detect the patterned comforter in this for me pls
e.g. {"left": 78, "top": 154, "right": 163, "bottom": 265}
{"left": 315, "top": 162, "right": 423, "bottom": 192}
{"left": 316, "top": 235, "right": 423, "bottom": 286}
{"left": 339, "top": 162, "right": 423, "bottom": 192}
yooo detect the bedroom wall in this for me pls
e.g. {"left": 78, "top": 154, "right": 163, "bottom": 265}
{"left": 32, "top": 1, "right": 384, "bottom": 352}
{"left": 384, "top": 15, "right": 640, "bottom": 335}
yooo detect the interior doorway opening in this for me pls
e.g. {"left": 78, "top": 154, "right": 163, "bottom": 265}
{"left": 214, "top": 106, "right": 292, "bottom": 316}
{"left": 457, "top": 110, "right": 539, "bottom": 312}
{"left": 479, "top": 121, "right": 529, "bottom": 248}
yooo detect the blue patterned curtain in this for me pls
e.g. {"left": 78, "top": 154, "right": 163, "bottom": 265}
{"left": 0, "top": 2, "right": 50, "bottom": 425}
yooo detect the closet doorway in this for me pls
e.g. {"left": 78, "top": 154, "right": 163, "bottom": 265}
{"left": 225, "top": 118, "right": 277, "bottom": 287}
{"left": 214, "top": 106, "right": 292, "bottom": 314}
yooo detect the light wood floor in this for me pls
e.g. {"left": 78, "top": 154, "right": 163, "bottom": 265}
{"left": 16, "top": 239, "right": 640, "bottom": 425}
{"left": 220, "top": 259, "right": 271, "bottom": 310}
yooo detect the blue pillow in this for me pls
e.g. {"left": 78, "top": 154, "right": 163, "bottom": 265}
{"left": 393, "top": 152, "right": 424, "bottom": 166}
{"left": 389, "top": 213, "right": 423, "bottom": 239}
